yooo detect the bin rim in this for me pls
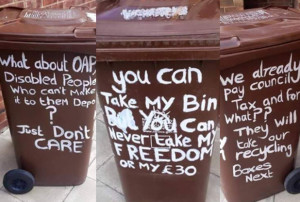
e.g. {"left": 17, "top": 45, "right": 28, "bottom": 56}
{"left": 97, "top": 33, "right": 220, "bottom": 61}
{"left": 96, "top": 46, "right": 220, "bottom": 62}
{"left": 0, "top": 40, "right": 96, "bottom": 55}
{"left": 220, "top": 38, "right": 300, "bottom": 70}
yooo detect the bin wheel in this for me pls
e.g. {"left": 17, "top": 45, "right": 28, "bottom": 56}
{"left": 284, "top": 168, "right": 300, "bottom": 194}
{"left": 3, "top": 169, "right": 35, "bottom": 194}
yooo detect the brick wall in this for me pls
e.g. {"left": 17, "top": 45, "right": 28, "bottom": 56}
{"left": 0, "top": 0, "right": 96, "bottom": 132}
{"left": 0, "top": 88, "right": 7, "bottom": 132}
{"left": 221, "top": 0, "right": 244, "bottom": 13}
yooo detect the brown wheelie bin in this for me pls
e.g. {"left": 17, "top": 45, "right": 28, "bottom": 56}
{"left": 97, "top": 0, "right": 219, "bottom": 202}
{"left": 220, "top": 7, "right": 300, "bottom": 202}
{"left": 0, "top": 7, "right": 96, "bottom": 194}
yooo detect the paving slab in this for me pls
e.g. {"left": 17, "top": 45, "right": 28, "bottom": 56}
{"left": 221, "top": 191, "right": 275, "bottom": 202}
{"left": 258, "top": 196, "right": 275, "bottom": 202}
{"left": 206, "top": 174, "right": 220, "bottom": 202}
{"left": 96, "top": 96, "right": 105, "bottom": 123}
{"left": 220, "top": 190, "right": 226, "bottom": 202}
{"left": 274, "top": 190, "right": 300, "bottom": 202}
{"left": 96, "top": 120, "right": 113, "bottom": 169}
{"left": 6, "top": 185, "right": 72, "bottom": 202}
{"left": 88, "top": 159, "right": 97, "bottom": 181}
{"left": 97, "top": 156, "right": 123, "bottom": 194}
{"left": 90, "top": 140, "right": 97, "bottom": 165}
{"left": 96, "top": 94, "right": 101, "bottom": 116}
{"left": 0, "top": 135, "right": 17, "bottom": 189}
{"left": 64, "top": 178, "right": 96, "bottom": 202}
{"left": 0, "top": 189, "right": 21, "bottom": 202}
{"left": 0, "top": 128, "right": 12, "bottom": 142}
{"left": 97, "top": 182, "right": 125, "bottom": 202}
{"left": 210, "top": 128, "right": 220, "bottom": 177}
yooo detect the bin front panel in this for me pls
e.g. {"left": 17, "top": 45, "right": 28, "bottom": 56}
{"left": 0, "top": 48, "right": 96, "bottom": 186}
{"left": 220, "top": 49, "right": 300, "bottom": 202}
{"left": 97, "top": 60, "right": 219, "bottom": 202}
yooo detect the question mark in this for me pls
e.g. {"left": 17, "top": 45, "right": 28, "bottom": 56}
{"left": 46, "top": 106, "right": 57, "bottom": 125}
{"left": 253, "top": 108, "right": 263, "bottom": 122}
{"left": 264, "top": 106, "right": 272, "bottom": 122}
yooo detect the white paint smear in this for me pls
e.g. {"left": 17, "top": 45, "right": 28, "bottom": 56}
{"left": 121, "top": 6, "right": 188, "bottom": 20}
{"left": 87, "top": 12, "right": 96, "bottom": 22}
{"left": 221, "top": 10, "right": 274, "bottom": 25}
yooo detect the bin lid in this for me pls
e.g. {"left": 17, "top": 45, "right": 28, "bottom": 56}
{"left": 221, "top": 7, "right": 300, "bottom": 55}
{"left": 96, "top": 0, "right": 219, "bottom": 61}
{"left": 0, "top": 7, "right": 96, "bottom": 42}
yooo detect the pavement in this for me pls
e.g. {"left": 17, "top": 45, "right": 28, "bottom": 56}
{"left": 0, "top": 98, "right": 300, "bottom": 202}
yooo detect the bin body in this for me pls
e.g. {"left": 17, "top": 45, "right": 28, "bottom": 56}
{"left": 97, "top": 0, "right": 219, "bottom": 201}
{"left": 0, "top": 7, "right": 96, "bottom": 186}
{"left": 220, "top": 7, "right": 300, "bottom": 202}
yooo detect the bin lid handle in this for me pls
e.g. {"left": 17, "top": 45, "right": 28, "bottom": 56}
{"left": 0, "top": 6, "right": 23, "bottom": 25}
{"left": 74, "top": 27, "right": 96, "bottom": 38}
{"left": 221, "top": 36, "right": 241, "bottom": 50}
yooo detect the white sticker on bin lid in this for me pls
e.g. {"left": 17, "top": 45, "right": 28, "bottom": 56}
{"left": 221, "top": 10, "right": 274, "bottom": 25}
{"left": 120, "top": 6, "right": 188, "bottom": 21}
{"left": 22, "top": 9, "right": 82, "bottom": 20}
{"left": 86, "top": 12, "right": 96, "bottom": 22}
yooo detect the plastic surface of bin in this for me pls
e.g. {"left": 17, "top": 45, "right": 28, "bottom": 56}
{"left": 220, "top": 7, "right": 300, "bottom": 202}
{"left": 0, "top": 7, "right": 96, "bottom": 186}
{"left": 97, "top": 1, "right": 219, "bottom": 202}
